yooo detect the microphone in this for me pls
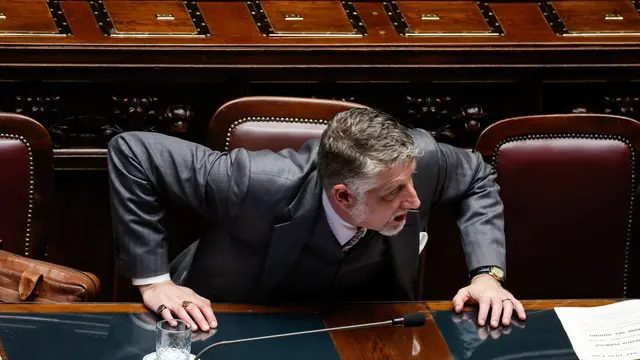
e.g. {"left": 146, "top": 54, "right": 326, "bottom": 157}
{"left": 193, "top": 312, "right": 426, "bottom": 360}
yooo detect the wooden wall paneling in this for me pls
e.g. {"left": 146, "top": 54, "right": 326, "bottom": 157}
{"left": 50, "top": 170, "right": 113, "bottom": 301}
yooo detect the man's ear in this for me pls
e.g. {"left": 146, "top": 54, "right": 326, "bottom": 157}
{"left": 331, "top": 184, "right": 355, "bottom": 211}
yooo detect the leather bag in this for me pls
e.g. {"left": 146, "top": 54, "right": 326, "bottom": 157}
{"left": 0, "top": 249, "right": 100, "bottom": 302}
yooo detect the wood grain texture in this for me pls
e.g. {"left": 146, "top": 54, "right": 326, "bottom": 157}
{"left": 0, "top": 302, "right": 348, "bottom": 313}
{"left": 552, "top": 0, "right": 640, "bottom": 33}
{"left": 0, "top": 1, "right": 637, "bottom": 47}
{"left": 325, "top": 303, "right": 452, "bottom": 360}
{"left": 104, "top": 1, "right": 196, "bottom": 34}
{"left": 397, "top": 1, "right": 490, "bottom": 34}
{"left": 426, "top": 299, "right": 622, "bottom": 310}
{"left": 0, "top": 302, "right": 434, "bottom": 314}
{"left": 4, "top": 300, "right": 617, "bottom": 313}
{"left": 263, "top": 1, "right": 355, "bottom": 34}
{"left": 0, "top": 1, "right": 639, "bottom": 69}
{"left": 53, "top": 149, "right": 108, "bottom": 170}
{"left": 0, "top": 0, "right": 58, "bottom": 34}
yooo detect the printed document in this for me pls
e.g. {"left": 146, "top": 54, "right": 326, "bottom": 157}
{"left": 555, "top": 300, "right": 640, "bottom": 360}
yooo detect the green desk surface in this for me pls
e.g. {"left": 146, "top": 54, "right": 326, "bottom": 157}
{"left": 0, "top": 312, "right": 341, "bottom": 360}
{"left": 432, "top": 308, "right": 578, "bottom": 360}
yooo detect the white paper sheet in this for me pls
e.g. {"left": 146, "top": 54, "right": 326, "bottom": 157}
{"left": 555, "top": 300, "right": 640, "bottom": 360}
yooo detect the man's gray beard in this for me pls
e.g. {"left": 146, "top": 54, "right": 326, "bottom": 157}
{"left": 348, "top": 199, "right": 367, "bottom": 224}
{"left": 378, "top": 219, "right": 406, "bottom": 236}
{"left": 349, "top": 200, "right": 407, "bottom": 236}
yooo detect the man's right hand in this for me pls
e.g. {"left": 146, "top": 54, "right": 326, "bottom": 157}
{"left": 139, "top": 280, "right": 217, "bottom": 332}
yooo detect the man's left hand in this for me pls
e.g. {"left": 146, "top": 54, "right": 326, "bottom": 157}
{"left": 452, "top": 275, "right": 527, "bottom": 328}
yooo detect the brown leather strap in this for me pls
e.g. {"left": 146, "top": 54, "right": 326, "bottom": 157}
{"left": 18, "top": 269, "right": 43, "bottom": 301}
{"left": 0, "top": 340, "right": 7, "bottom": 360}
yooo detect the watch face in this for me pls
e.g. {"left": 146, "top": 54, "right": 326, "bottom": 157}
{"left": 490, "top": 267, "right": 504, "bottom": 279}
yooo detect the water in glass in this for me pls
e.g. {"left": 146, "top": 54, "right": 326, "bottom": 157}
{"left": 156, "top": 319, "right": 191, "bottom": 360}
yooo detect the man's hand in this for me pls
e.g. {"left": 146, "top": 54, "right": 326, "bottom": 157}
{"left": 451, "top": 275, "right": 527, "bottom": 328}
{"left": 139, "top": 280, "right": 217, "bottom": 332}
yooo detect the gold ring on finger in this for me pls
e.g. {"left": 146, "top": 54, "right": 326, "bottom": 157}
{"left": 182, "top": 300, "right": 192, "bottom": 309}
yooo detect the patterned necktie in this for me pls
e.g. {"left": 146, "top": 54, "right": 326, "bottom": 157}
{"left": 342, "top": 227, "right": 366, "bottom": 252}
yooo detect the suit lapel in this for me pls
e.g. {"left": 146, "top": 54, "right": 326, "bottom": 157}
{"left": 388, "top": 209, "right": 420, "bottom": 300}
{"left": 256, "top": 172, "right": 322, "bottom": 301}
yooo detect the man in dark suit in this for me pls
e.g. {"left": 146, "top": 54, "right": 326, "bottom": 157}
{"left": 108, "top": 108, "right": 526, "bottom": 334}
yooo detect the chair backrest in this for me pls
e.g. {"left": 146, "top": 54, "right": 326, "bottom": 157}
{"left": 174, "top": 96, "right": 367, "bottom": 255}
{"left": 474, "top": 114, "right": 640, "bottom": 299}
{"left": 207, "top": 96, "right": 369, "bottom": 151}
{"left": 0, "top": 113, "right": 53, "bottom": 258}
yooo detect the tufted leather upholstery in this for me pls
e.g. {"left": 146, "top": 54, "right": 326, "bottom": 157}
{"left": 474, "top": 114, "right": 640, "bottom": 299}
{"left": 0, "top": 113, "right": 102, "bottom": 303}
{"left": 0, "top": 113, "right": 53, "bottom": 258}
{"left": 207, "top": 96, "right": 368, "bottom": 151}
{"left": 0, "top": 140, "right": 30, "bottom": 253}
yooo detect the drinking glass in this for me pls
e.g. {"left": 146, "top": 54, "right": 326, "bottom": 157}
{"left": 156, "top": 319, "right": 191, "bottom": 360}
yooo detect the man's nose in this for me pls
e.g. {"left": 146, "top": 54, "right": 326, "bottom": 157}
{"left": 403, "top": 184, "right": 421, "bottom": 209}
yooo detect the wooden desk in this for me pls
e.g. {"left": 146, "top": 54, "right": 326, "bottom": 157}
{"left": 0, "top": 302, "right": 450, "bottom": 360}
{"left": 0, "top": 299, "right": 623, "bottom": 360}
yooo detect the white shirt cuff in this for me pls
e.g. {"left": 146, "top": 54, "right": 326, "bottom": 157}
{"left": 131, "top": 273, "right": 171, "bottom": 286}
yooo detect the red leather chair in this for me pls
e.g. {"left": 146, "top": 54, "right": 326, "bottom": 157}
{"left": 207, "top": 96, "right": 369, "bottom": 151}
{"left": 0, "top": 113, "right": 53, "bottom": 258}
{"left": 472, "top": 114, "right": 640, "bottom": 299}
{"left": 0, "top": 113, "right": 100, "bottom": 302}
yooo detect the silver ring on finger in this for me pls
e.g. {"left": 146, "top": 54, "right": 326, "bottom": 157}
{"left": 501, "top": 298, "right": 513, "bottom": 303}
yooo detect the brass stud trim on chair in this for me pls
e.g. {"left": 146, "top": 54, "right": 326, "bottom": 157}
{"left": 0, "top": 133, "right": 35, "bottom": 257}
{"left": 224, "top": 116, "right": 329, "bottom": 151}
{"left": 491, "top": 133, "right": 636, "bottom": 298}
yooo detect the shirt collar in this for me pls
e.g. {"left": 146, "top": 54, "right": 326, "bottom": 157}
{"left": 322, "top": 190, "right": 363, "bottom": 246}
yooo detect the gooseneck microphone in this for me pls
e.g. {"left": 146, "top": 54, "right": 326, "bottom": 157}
{"left": 193, "top": 312, "right": 426, "bottom": 360}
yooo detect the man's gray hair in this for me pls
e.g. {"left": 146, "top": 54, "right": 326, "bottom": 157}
{"left": 317, "top": 108, "right": 421, "bottom": 198}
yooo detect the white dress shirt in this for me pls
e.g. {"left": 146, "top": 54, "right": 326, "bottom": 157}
{"left": 321, "top": 190, "right": 362, "bottom": 246}
{"left": 131, "top": 191, "right": 427, "bottom": 285}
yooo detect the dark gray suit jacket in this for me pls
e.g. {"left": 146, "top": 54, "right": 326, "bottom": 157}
{"left": 107, "top": 128, "right": 505, "bottom": 301}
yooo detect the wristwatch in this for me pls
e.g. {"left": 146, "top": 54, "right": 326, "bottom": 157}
{"left": 469, "top": 265, "right": 505, "bottom": 284}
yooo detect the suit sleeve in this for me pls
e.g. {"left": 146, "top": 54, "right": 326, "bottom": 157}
{"left": 428, "top": 139, "right": 506, "bottom": 272}
{"left": 107, "top": 131, "right": 250, "bottom": 279}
